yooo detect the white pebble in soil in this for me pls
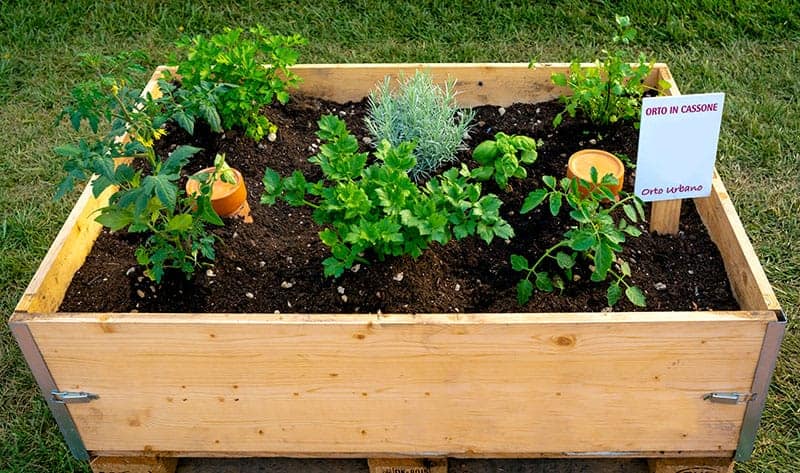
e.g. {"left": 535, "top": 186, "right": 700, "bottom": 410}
{"left": 337, "top": 286, "right": 345, "bottom": 295}
{"left": 393, "top": 272, "right": 404, "bottom": 282}
{"left": 281, "top": 281, "right": 293, "bottom": 289}
{"left": 654, "top": 282, "right": 667, "bottom": 291}
{"left": 267, "top": 132, "right": 277, "bottom": 142}
{"left": 246, "top": 292, "right": 255, "bottom": 299}
{"left": 498, "top": 107, "right": 506, "bottom": 117}
{"left": 341, "top": 295, "right": 348, "bottom": 303}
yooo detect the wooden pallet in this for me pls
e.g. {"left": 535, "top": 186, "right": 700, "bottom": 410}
{"left": 86, "top": 455, "right": 736, "bottom": 473}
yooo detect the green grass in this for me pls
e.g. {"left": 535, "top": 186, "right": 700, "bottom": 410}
{"left": 1, "top": 1, "right": 797, "bottom": 472}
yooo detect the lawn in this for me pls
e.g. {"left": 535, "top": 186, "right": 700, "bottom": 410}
{"left": 1, "top": 1, "right": 797, "bottom": 472}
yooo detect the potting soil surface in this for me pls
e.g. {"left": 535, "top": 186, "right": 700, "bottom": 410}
{"left": 60, "top": 96, "right": 738, "bottom": 314}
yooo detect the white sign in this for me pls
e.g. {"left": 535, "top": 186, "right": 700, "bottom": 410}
{"left": 634, "top": 93, "right": 725, "bottom": 202}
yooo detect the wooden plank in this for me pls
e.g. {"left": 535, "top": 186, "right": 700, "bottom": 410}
{"left": 24, "top": 311, "right": 769, "bottom": 457}
{"left": 292, "top": 62, "right": 670, "bottom": 106}
{"left": 90, "top": 456, "right": 177, "bottom": 473}
{"left": 649, "top": 199, "right": 682, "bottom": 235}
{"left": 368, "top": 458, "right": 447, "bottom": 473}
{"left": 648, "top": 457, "right": 734, "bottom": 473}
{"left": 694, "top": 172, "right": 781, "bottom": 311}
{"left": 14, "top": 183, "right": 114, "bottom": 314}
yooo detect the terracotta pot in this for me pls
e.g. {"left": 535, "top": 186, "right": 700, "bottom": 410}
{"left": 185, "top": 168, "right": 252, "bottom": 222}
{"left": 566, "top": 149, "right": 624, "bottom": 198}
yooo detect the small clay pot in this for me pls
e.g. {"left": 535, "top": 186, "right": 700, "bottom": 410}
{"left": 566, "top": 149, "right": 625, "bottom": 198}
{"left": 186, "top": 168, "right": 252, "bottom": 222}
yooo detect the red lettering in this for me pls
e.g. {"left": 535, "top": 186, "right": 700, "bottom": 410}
{"left": 645, "top": 106, "right": 669, "bottom": 116}
{"left": 680, "top": 103, "right": 719, "bottom": 114}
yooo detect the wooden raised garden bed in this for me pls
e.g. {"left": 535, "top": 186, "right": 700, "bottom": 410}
{"left": 9, "top": 63, "right": 785, "bottom": 473}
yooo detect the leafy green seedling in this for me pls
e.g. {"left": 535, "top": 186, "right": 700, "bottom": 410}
{"left": 175, "top": 25, "right": 306, "bottom": 141}
{"left": 262, "top": 115, "right": 513, "bottom": 277}
{"left": 471, "top": 132, "right": 540, "bottom": 189}
{"left": 55, "top": 52, "right": 223, "bottom": 282}
{"left": 512, "top": 167, "right": 647, "bottom": 307}
{"left": 549, "top": 15, "right": 669, "bottom": 128}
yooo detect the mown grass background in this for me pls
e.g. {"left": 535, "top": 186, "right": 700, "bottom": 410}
{"left": 1, "top": 1, "right": 797, "bottom": 472}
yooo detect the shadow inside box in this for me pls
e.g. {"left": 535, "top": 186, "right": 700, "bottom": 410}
{"left": 177, "top": 457, "right": 650, "bottom": 472}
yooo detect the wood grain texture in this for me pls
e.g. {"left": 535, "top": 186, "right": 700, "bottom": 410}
{"left": 292, "top": 62, "right": 668, "bottom": 107}
{"left": 90, "top": 456, "right": 177, "bottom": 473}
{"left": 24, "top": 311, "right": 769, "bottom": 457}
{"left": 369, "top": 458, "right": 447, "bottom": 473}
{"left": 649, "top": 200, "right": 683, "bottom": 235}
{"left": 694, "top": 172, "right": 781, "bottom": 310}
{"left": 648, "top": 457, "right": 734, "bottom": 473}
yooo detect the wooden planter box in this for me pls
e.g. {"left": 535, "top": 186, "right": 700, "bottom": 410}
{"left": 9, "top": 64, "right": 785, "bottom": 473}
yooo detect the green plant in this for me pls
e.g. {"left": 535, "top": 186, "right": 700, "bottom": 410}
{"left": 365, "top": 70, "right": 475, "bottom": 181}
{"left": 175, "top": 25, "right": 306, "bottom": 141}
{"left": 471, "top": 132, "right": 539, "bottom": 188}
{"left": 549, "top": 15, "right": 664, "bottom": 128}
{"left": 55, "top": 53, "right": 224, "bottom": 282}
{"left": 191, "top": 153, "right": 237, "bottom": 186}
{"left": 262, "top": 115, "right": 513, "bottom": 277}
{"left": 512, "top": 168, "right": 646, "bottom": 307}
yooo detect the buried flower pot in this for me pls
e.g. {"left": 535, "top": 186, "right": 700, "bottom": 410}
{"left": 8, "top": 64, "right": 785, "bottom": 473}
{"left": 186, "top": 167, "right": 252, "bottom": 223}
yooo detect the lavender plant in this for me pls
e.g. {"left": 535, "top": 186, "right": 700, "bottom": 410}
{"left": 365, "top": 70, "right": 474, "bottom": 181}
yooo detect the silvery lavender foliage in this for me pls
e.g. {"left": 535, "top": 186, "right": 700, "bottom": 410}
{"left": 365, "top": 71, "right": 474, "bottom": 181}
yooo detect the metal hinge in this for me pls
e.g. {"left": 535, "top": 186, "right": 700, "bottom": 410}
{"left": 50, "top": 390, "right": 99, "bottom": 404}
{"left": 703, "top": 392, "right": 755, "bottom": 404}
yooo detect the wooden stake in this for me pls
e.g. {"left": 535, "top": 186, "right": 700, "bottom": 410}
{"left": 650, "top": 199, "right": 682, "bottom": 235}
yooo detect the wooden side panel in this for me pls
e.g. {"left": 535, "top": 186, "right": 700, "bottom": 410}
{"left": 15, "top": 184, "right": 113, "bottom": 314}
{"left": 293, "top": 62, "right": 669, "bottom": 106}
{"left": 694, "top": 172, "right": 780, "bottom": 311}
{"left": 25, "top": 311, "right": 770, "bottom": 457}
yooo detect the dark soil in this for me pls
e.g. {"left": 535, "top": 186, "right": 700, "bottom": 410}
{"left": 60, "top": 96, "right": 737, "bottom": 314}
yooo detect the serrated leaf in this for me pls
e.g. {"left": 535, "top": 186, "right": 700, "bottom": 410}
{"left": 535, "top": 272, "right": 553, "bottom": 292}
{"left": 569, "top": 230, "right": 597, "bottom": 251}
{"left": 144, "top": 175, "right": 177, "bottom": 211}
{"left": 625, "top": 286, "right": 646, "bottom": 307}
{"left": 510, "top": 254, "right": 529, "bottom": 272}
{"left": 517, "top": 279, "right": 533, "bottom": 305}
{"left": 319, "top": 228, "right": 339, "bottom": 247}
{"left": 542, "top": 175, "right": 557, "bottom": 189}
{"left": 594, "top": 242, "right": 613, "bottom": 278}
{"left": 548, "top": 192, "right": 562, "bottom": 216}
{"left": 95, "top": 208, "right": 133, "bottom": 231}
{"left": 166, "top": 214, "right": 193, "bottom": 232}
{"left": 556, "top": 251, "right": 575, "bottom": 269}
{"left": 607, "top": 283, "right": 622, "bottom": 306}
{"left": 633, "top": 197, "right": 646, "bottom": 220}
{"left": 174, "top": 111, "right": 195, "bottom": 135}
{"left": 623, "top": 204, "right": 637, "bottom": 222}
{"left": 521, "top": 189, "right": 548, "bottom": 214}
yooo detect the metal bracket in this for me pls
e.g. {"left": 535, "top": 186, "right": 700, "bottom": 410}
{"left": 703, "top": 392, "right": 754, "bottom": 404}
{"left": 51, "top": 390, "right": 99, "bottom": 404}
{"left": 735, "top": 309, "right": 787, "bottom": 462}
{"left": 9, "top": 321, "right": 90, "bottom": 461}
